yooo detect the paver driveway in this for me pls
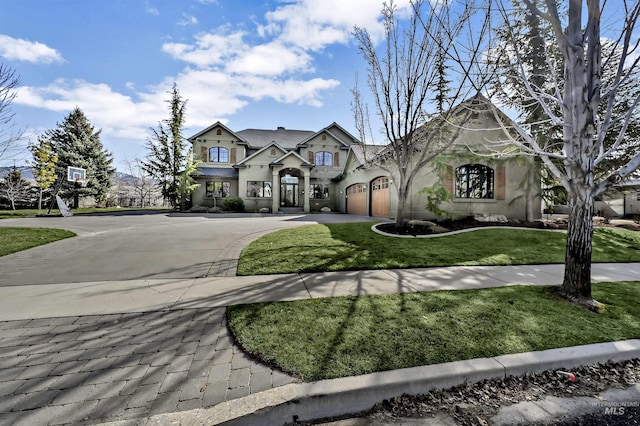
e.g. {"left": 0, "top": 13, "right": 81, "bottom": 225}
{"left": 0, "top": 212, "right": 379, "bottom": 425}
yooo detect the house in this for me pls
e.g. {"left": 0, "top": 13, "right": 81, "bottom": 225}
{"left": 187, "top": 101, "right": 540, "bottom": 221}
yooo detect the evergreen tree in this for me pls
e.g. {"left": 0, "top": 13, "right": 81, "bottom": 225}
{"left": 44, "top": 108, "right": 115, "bottom": 208}
{"left": 28, "top": 137, "right": 58, "bottom": 210}
{"left": 143, "top": 83, "right": 187, "bottom": 207}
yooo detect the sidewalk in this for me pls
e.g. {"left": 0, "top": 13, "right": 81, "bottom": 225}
{"left": 1, "top": 264, "right": 639, "bottom": 425}
{"left": 2, "top": 263, "right": 640, "bottom": 321}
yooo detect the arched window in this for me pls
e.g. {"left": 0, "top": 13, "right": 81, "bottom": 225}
{"left": 209, "top": 147, "right": 229, "bottom": 163}
{"left": 455, "top": 164, "right": 494, "bottom": 199}
{"left": 315, "top": 151, "right": 333, "bottom": 166}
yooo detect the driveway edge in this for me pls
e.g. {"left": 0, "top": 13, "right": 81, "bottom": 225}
{"left": 142, "top": 339, "right": 640, "bottom": 426}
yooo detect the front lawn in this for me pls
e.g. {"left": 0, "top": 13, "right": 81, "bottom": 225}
{"left": 0, "top": 227, "right": 76, "bottom": 256}
{"left": 237, "top": 223, "right": 640, "bottom": 275}
{"left": 0, "top": 207, "right": 170, "bottom": 219}
{"left": 226, "top": 281, "right": 640, "bottom": 381}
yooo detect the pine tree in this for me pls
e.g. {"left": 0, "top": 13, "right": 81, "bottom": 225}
{"left": 143, "top": 83, "right": 187, "bottom": 207}
{"left": 44, "top": 108, "right": 115, "bottom": 208}
{"left": 28, "top": 137, "right": 58, "bottom": 210}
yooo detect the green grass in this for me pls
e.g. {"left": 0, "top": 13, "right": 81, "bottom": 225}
{"left": 0, "top": 227, "right": 76, "bottom": 256}
{"left": 237, "top": 223, "right": 640, "bottom": 275}
{"left": 0, "top": 207, "right": 170, "bottom": 219}
{"left": 226, "top": 281, "right": 640, "bottom": 381}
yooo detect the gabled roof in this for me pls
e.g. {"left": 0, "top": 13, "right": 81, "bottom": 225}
{"left": 235, "top": 142, "right": 288, "bottom": 167}
{"left": 296, "top": 122, "right": 359, "bottom": 149}
{"left": 270, "top": 150, "right": 313, "bottom": 168}
{"left": 235, "top": 127, "right": 315, "bottom": 149}
{"left": 187, "top": 121, "right": 247, "bottom": 144}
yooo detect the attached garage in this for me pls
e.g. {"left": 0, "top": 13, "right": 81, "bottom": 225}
{"left": 346, "top": 183, "right": 367, "bottom": 215}
{"left": 371, "top": 176, "right": 390, "bottom": 217}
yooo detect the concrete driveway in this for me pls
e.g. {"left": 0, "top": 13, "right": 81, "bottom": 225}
{"left": 0, "top": 212, "right": 380, "bottom": 286}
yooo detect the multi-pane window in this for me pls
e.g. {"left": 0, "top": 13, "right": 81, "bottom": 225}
{"left": 209, "top": 147, "right": 229, "bottom": 163}
{"left": 372, "top": 177, "right": 389, "bottom": 190}
{"left": 310, "top": 184, "right": 329, "bottom": 199}
{"left": 455, "top": 164, "right": 494, "bottom": 199}
{"left": 315, "top": 151, "right": 333, "bottom": 166}
{"left": 347, "top": 183, "right": 366, "bottom": 195}
{"left": 206, "top": 181, "right": 230, "bottom": 198}
{"left": 247, "top": 181, "right": 273, "bottom": 198}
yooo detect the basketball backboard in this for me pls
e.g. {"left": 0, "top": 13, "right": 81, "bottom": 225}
{"left": 67, "top": 166, "right": 87, "bottom": 184}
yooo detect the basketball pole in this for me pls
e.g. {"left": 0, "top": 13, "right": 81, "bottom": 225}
{"left": 46, "top": 171, "right": 66, "bottom": 215}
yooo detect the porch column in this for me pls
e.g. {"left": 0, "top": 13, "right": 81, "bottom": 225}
{"left": 303, "top": 171, "right": 310, "bottom": 213}
{"left": 272, "top": 170, "right": 279, "bottom": 213}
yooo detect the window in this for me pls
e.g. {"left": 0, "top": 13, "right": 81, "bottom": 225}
{"left": 206, "top": 181, "right": 230, "bottom": 198}
{"left": 310, "top": 184, "right": 329, "bottom": 199}
{"left": 247, "top": 181, "right": 272, "bottom": 198}
{"left": 315, "top": 151, "right": 333, "bottom": 166}
{"left": 209, "top": 147, "right": 229, "bottom": 163}
{"left": 347, "top": 183, "right": 366, "bottom": 195}
{"left": 455, "top": 164, "right": 494, "bottom": 199}
{"left": 372, "top": 177, "right": 389, "bottom": 190}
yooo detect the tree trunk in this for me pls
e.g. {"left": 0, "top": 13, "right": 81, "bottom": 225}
{"left": 38, "top": 189, "right": 43, "bottom": 210}
{"left": 395, "top": 180, "right": 409, "bottom": 227}
{"left": 560, "top": 187, "right": 594, "bottom": 301}
{"left": 525, "top": 169, "right": 536, "bottom": 222}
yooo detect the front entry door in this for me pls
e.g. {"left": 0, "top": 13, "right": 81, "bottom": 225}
{"left": 281, "top": 183, "right": 299, "bottom": 206}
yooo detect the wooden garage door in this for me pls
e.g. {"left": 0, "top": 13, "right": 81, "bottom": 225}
{"left": 371, "top": 177, "right": 390, "bottom": 217}
{"left": 346, "top": 183, "right": 367, "bottom": 215}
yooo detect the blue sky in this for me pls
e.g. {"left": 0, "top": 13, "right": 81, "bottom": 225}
{"left": 0, "top": 0, "right": 414, "bottom": 170}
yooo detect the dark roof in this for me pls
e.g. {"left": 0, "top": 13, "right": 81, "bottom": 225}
{"left": 235, "top": 128, "right": 315, "bottom": 149}
{"left": 194, "top": 167, "right": 238, "bottom": 178}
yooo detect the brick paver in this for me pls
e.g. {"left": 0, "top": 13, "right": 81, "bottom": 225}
{"left": 0, "top": 308, "right": 296, "bottom": 425}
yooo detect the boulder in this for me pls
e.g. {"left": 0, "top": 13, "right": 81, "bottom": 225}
{"left": 189, "top": 205, "right": 208, "bottom": 213}
{"left": 207, "top": 206, "right": 223, "bottom": 213}
{"left": 474, "top": 214, "right": 508, "bottom": 223}
{"left": 259, "top": 207, "right": 270, "bottom": 213}
{"left": 320, "top": 207, "right": 332, "bottom": 213}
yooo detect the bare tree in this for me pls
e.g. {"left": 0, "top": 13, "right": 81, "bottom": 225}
{"left": 352, "top": 0, "right": 491, "bottom": 226}
{"left": 485, "top": 0, "right": 640, "bottom": 309}
{"left": 123, "top": 159, "right": 158, "bottom": 208}
{"left": 0, "top": 64, "right": 25, "bottom": 164}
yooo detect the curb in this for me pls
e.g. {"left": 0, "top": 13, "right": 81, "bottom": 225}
{"left": 370, "top": 223, "right": 565, "bottom": 239}
{"left": 143, "top": 339, "right": 640, "bottom": 425}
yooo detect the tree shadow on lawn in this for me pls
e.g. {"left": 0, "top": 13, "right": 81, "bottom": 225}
{"left": 225, "top": 280, "right": 640, "bottom": 381}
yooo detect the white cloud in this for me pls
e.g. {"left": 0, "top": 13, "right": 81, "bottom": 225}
{"left": 178, "top": 13, "right": 199, "bottom": 26}
{"left": 226, "top": 42, "right": 313, "bottom": 76}
{"left": 0, "top": 34, "right": 63, "bottom": 64}
{"left": 146, "top": 7, "right": 159, "bottom": 16}
{"left": 15, "top": 79, "right": 162, "bottom": 140}
{"left": 162, "top": 30, "right": 247, "bottom": 67}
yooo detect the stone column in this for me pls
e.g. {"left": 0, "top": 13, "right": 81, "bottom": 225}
{"left": 272, "top": 170, "right": 279, "bottom": 213}
{"left": 303, "top": 171, "right": 310, "bottom": 213}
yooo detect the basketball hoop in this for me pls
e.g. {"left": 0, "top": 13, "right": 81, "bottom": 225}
{"left": 75, "top": 178, "right": 88, "bottom": 187}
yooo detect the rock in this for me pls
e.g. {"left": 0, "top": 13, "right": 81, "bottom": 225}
{"left": 474, "top": 214, "right": 508, "bottom": 223}
{"left": 320, "top": 206, "right": 332, "bottom": 213}
{"left": 207, "top": 206, "right": 223, "bottom": 213}
{"left": 259, "top": 207, "right": 270, "bottom": 213}
{"left": 189, "top": 205, "right": 208, "bottom": 213}
{"left": 408, "top": 219, "right": 436, "bottom": 226}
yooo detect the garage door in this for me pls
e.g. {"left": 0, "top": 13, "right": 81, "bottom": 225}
{"left": 371, "top": 177, "right": 390, "bottom": 217}
{"left": 346, "top": 183, "right": 367, "bottom": 215}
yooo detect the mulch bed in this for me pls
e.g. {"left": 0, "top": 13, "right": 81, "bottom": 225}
{"left": 377, "top": 216, "right": 640, "bottom": 236}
